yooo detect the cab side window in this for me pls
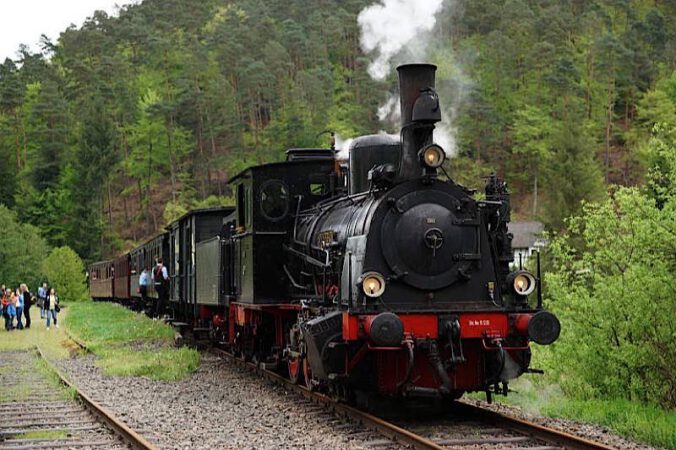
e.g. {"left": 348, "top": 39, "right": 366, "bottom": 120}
{"left": 237, "top": 184, "right": 246, "bottom": 227}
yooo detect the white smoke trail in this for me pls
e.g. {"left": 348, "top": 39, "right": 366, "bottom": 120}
{"left": 358, "top": 0, "right": 444, "bottom": 80}
{"left": 358, "top": 0, "right": 466, "bottom": 158}
{"left": 377, "top": 95, "right": 399, "bottom": 122}
{"left": 335, "top": 133, "right": 354, "bottom": 160}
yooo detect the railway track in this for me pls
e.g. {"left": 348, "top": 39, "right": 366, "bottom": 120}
{"left": 0, "top": 348, "right": 157, "bottom": 450}
{"left": 209, "top": 347, "right": 617, "bottom": 450}
{"left": 66, "top": 327, "right": 617, "bottom": 449}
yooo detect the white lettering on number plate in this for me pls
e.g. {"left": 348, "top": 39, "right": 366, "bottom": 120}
{"left": 469, "top": 320, "right": 490, "bottom": 326}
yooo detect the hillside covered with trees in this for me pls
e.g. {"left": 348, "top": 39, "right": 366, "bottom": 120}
{"left": 0, "top": 0, "right": 674, "bottom": 263}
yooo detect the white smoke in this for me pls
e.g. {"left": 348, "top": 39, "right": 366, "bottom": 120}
{"left": 335, "top": 133, "right": 354, "bottom": 160}
{"left": 358, "top": 0, "right": 444, "bottom": 80}
{"left": 377, "top": 94, "right": 399, "bottom": 122}
{"left": 358, "top": 0, "right": 465, "bottom": 158}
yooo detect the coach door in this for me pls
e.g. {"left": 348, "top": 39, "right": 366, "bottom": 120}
{"left": 222, "top": 217, "right": 236, "bottom": 302}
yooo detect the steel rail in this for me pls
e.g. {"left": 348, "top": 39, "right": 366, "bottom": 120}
{"left": 36, "top": 346, "right": 158, "bottom": 450}
{"left": 209, "top": 347, "right": 445, "bottom": 450}
{"left": 454, "top": 402, "right": 617, "bottom": 450}
{"left": 209, "top": 347, "right": 617, "bottom": 450}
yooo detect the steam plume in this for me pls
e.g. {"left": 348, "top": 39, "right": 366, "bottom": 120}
{"left": 358, "top": 0, "right": 468, "bottom": 158}
{"left": 358, "top": 0, "right": 444, "bottom": 80}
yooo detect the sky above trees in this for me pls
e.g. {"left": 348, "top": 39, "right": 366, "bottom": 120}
{"left": 0, "top": 0, "right": 134, "bottom": 60}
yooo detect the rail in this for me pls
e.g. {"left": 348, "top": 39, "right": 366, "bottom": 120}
{"left": 209, "top": 347, "right": 617, "bottom": 450}
{"left": 36, "top": 346, "right": 158, "bottom": 450}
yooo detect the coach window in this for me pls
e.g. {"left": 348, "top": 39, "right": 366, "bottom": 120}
{"left": 260, "top": 179, "right": 290, "bottom": 221}
{"left": 237, "top": 184, "right": 246, "bottom": 227}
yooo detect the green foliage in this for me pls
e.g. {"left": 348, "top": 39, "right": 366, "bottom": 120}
{"left": 0, "top": 204, "right": 49, "bottom": 289}
{"left": 94, "top": 347, "right": 201, "bottom": 380}
{"left": 42, "top": 246, "right": 88, "bottom": 303}
{"left": 0, "top": 0, "right": 673, "bottom": 259}
{"left": 543, "top": 398, "right": 676, "bottom": 450}
{"left": 484, "top": 378, "right": 676, "bottom": 449}
{"left": 545, "top": 125, "right": 676, "bottom": 408}
{"left": 67, "top": 302, "right": 200, "bottom": 380}
{"left": 542, "top": 122, "right": 606, "bottom": 228}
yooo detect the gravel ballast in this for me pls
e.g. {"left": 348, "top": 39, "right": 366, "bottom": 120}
{"left": 55, "top": 353, "right": 382, "bottom": 450}
{"left": 55, "top": 351, "right": 664, "bottom": 450}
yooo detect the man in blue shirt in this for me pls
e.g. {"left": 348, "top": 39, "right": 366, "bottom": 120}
{"left": 139, "top": 268, "right": 149, "bottom": 312}
{"left": 38, "top": 282, "right": 48, "bottom": 319}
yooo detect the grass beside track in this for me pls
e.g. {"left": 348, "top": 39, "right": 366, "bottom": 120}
{"left": 66, "top": 302, "right": 200, "bottom": 380}
{"left": 473, "top": 378, "right": 676, "bottom": 450}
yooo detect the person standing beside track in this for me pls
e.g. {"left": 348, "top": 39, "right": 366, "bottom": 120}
{"left": 153, "top": 258, "right": 169, "bottom": 320}
{"left": 45, "top": 288, "right": 59, "bottom": 330}
{"left": 38, "top": 282, "right": 48, "bottom": 319}
{"left": 6, "top": 290, "right": 16, "bottom": 330}
{"left": 15, "top": 288, "right": 24, "bottom": 330}
{"left": 20, "top": 284, "right": 32, "bottom": 329}
{"left": 0, "top": 284, "right": 5, "bottom": 319}
{"left": 1, "top": 289, "right": 10, "bottom": 330}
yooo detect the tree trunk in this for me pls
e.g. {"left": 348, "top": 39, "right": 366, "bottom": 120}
{"left": 585, "top": 51, "right": 595, "bottom": 119}
{"left": 107, "top": 180, "right": 113, "bottom": 226}
{"left": 13, "top": 109, "right": 21, "bottom": 169}
{"left": 195, "top": 77, "right": 208, "bottom": 197}
{"left": 532, "top": 172, "right": 538, "bottom": 217}
{"left": 167, "top": 121, "right": 177, "bottom": 203}
{"left": 604, "top": 77, "right": 614, "bottom": 183}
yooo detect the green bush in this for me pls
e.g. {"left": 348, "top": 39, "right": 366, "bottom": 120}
{"left": 0, "top": 204, "right": 49, "bottom": 289}
{"left": 42, "top": 246, "right": 88, "bottom": 303}
{"left": 545, "top": 125, "right": 676, "bottom": 409}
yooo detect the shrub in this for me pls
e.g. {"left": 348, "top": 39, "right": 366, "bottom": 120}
{"left": 0, "top": 204, "right": 49, "bottom": 289}
{"left": 42, "top": 246, "right": 88, "bottom": 303}
{"left": 545, "top": 125, "right": 676, "bottom": 409}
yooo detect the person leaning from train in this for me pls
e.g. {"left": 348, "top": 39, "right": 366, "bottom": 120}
{"left": 153, "top": 258, "right": 169, "bottom": 320}
{"left": 1, "top": 289, "right": 10, "bottom": 331}
{"left": 45, "top": 288, "right": 59, "bottom": 330}
{"left": 20, "top": 284, "right": 32, "bottom": 329}
{"left": 14, "top": 288, "right": 24, "bottom": 330}
{"left": 38, "top": 282, "right": 48, "bottom": 319}
{"left": 139, "top": 267, "right": 149, "bottom": 312}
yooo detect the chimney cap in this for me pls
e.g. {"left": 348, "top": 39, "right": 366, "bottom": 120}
{"left": 396, "top": 63, "right": 438, "bottom": 72}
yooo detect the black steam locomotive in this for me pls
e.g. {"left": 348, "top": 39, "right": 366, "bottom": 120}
{"left": 89, "top": 64, "right": 560, "bottom": 405}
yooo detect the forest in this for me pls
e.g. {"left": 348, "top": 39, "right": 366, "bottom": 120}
{"left": 0, "top": 0, "right": 672, "bottom": 261}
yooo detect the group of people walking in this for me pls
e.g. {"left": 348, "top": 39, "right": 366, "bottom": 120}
{"left": 0, "top": 282, "right": 60, "bottom": 331}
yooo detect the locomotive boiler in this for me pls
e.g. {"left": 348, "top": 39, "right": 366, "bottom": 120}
{"left": 284, "top": 64, "right": 560, "bottom": 403}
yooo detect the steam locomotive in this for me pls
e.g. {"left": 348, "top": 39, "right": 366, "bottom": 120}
{"left": 89, "top": 64, "right": 560, "bottom": 406}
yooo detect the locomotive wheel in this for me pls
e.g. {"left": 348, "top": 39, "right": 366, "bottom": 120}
{"left": 303, "top": 357, "right": 314, "bottom": 390}
{"left": 287, "top": 355, "right": 303, "bottom": 384}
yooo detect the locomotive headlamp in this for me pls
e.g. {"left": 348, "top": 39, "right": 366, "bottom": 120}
{"left": 508, "top": 270, "right": 536, "bottom": 296}
{"left": 419, "top": 144, "right": 445, "bottom": 169}
{"left": 361, "top": 272, "right": 386, "bottom": 298}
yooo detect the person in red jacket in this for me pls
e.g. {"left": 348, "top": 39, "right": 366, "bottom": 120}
{"left": 1, "top": 289, "right": 10, "bottom": 331}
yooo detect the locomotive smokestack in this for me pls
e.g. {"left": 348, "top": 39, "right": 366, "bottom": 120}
{"left": 397, "top": 64, "right": 442, "bottom": 180}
